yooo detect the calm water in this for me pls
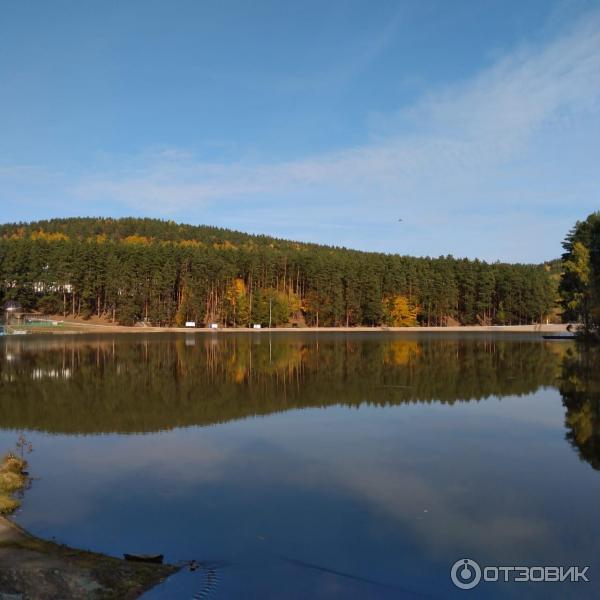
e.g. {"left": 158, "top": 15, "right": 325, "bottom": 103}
{"left": 1, "top": 333, "right": 599, "bottom": 598}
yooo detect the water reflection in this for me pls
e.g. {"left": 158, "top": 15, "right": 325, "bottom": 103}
{"left": 559, "top": 345, "right": 600, "bottom": 470}
{"left": 2, "top": 334, "right": 600, "bottom": 598}
{"left": 0, "top": 334, "right": 563, "bottom": 434}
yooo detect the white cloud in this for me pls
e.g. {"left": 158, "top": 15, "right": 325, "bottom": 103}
{"left": 5, "top": 10, "right": 600, "bottom": 260}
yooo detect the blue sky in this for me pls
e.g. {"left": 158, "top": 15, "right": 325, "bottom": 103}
{"left": 1, "top": 0, "right": 599, "bottom": 262}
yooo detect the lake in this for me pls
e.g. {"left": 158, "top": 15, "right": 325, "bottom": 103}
{"left": 1, "top": 333, "right": 599, "bottom": 598}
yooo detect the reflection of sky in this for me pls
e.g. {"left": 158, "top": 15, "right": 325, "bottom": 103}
{"left": 2, "top": 388, "right": 600, "bottom": 598}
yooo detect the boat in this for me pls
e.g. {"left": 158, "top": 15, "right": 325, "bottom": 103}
{"left": 123, "top": 553, "right": 164, "bottom": 564}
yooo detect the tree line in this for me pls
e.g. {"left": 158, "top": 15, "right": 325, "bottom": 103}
{"left": 0, "top": 217, "right": 556, "bottom": 327}
{"left": 559, "top": 212, "right": 600, "bottom": 337}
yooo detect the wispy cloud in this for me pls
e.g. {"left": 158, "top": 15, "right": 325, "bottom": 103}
{"left": 4, "top": 10, "right": 600, "bottom": 260}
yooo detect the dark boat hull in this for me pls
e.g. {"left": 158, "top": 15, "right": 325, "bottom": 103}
{"left": 123, "top": 553, "right": 164, "bottom": 564}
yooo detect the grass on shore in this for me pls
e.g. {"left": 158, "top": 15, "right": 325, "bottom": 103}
{"left": 0, "top": 453, "right": 28, "bottom": 514}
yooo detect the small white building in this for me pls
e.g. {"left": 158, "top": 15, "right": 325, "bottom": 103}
{"left": 185, "top": 321, "right": 196, "bottom": 328}
{"left": 210, "top": 323, "right": 219, "bottom": 329}
{"left": 253, "top": 324, "right": 262, "bottom": 329}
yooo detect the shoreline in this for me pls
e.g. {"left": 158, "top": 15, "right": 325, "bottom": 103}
{"left": 0, "top": 514, "right": 177, "bottom": 599}
{"left": 0, "top": 454, "right": 177, "bottom": 598}
{"left": 5, "top": 321, "right": 569, "bottom": 335}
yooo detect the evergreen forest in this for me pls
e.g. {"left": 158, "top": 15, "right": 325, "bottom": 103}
{"left": 0, "top": 217, "right": 557, "bottom": 327}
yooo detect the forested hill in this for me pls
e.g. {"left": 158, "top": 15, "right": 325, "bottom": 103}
{"left": 0, "top": 217, "right": 303, "bottom": 250}
{"left": 0, "top": 217, "right": 557, "bottom": 327}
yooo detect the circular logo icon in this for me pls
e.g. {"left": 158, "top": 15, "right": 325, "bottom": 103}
{"left": 451, "top": 558, "right": 482, "bottom": 590}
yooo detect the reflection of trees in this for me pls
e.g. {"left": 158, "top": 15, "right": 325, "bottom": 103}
{"left": 0, "top": 335, "right": 562, "bottom": 434}
{"left": 559, "top": 346, "right": 600, "bottom": 470}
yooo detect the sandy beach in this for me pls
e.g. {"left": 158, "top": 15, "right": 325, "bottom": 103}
{"left": 8, "top": 319, "right": 570, "bottom": 335}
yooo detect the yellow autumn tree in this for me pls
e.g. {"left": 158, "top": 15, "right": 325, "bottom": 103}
{"left": 384, "top": 295, "right": 419, "bottom": 327}
{"left": 30, "top": 230, "right": 69, "bottom": 242}
{"left": 123, "top": 235, "right": 152, "bottom": 245}
{"left": 225, "top": 278, "right": 250, "bottom": 326}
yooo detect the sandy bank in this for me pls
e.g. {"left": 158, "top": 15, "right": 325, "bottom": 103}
{"left": 10, "top": 320, "right": 570, "bottom": 335}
